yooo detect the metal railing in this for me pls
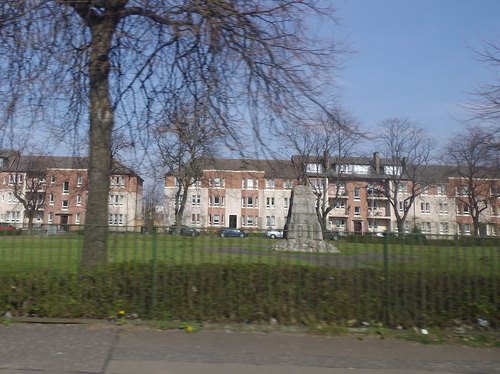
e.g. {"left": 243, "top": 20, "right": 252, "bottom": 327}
{"left": 0, "top": 226, "right": 498, "bottom": 329}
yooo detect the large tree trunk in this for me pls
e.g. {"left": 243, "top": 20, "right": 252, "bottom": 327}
{"left": 81, "top": 20, "right": 116, "bottom": 268}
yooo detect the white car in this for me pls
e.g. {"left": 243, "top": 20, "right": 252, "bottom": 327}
{"left": 265, "top": 229, "right": 284, "bottom": 239}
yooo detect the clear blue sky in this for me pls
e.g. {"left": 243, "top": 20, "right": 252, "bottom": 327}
{"left": 332, "top": 0, "right": 499, "bottom": 146}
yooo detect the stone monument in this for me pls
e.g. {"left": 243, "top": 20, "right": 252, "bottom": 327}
{"left": 272, "top": 185, "right": 339, "bottom": 253}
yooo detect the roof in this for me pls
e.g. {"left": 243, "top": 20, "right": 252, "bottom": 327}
{"left": 201, "top": 158, "right": 297, "bottom": 179}
{"left": 0, "top": 150, "right": 141, "bottom": 179}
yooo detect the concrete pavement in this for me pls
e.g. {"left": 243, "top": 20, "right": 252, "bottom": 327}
{"left": 0, "top": 322, "right": 498, "bottom": 374}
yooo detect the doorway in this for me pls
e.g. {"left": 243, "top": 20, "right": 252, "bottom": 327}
{"left": 353, "top": 221, "right": 362, "bottom": 233}
{"left": 229, "top": 215, "right": 237, "bottom": 228}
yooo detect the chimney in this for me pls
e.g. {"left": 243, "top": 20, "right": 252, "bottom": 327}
{"left": 373, "top": 152, "right": 380, "bottom": 174}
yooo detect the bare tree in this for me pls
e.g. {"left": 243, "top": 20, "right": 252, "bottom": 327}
{"left": 288, "top": 108, "right": 363, "bottom": 234}
{"left": 1, "top": 1, "right": 339, "bottom": 266}
{"left": 445, "top": 125, "right": 498, "bottom": 236}
{"left": 377, "top": 118, "right": 434, "bottom": 234}
{"left": 155, "top": 99, "right": 223, "bottom": 233}
{"left": 469, "top": 41, "right": 500, "bottom": 122}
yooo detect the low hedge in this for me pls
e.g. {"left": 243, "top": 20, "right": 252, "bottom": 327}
{"left": 0, "top": 263, "right": 498, "bottom": 328}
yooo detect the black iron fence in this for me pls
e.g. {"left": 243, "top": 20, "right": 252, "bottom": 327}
{"left": 0, "top": 226, "right": 498, "bottom": 329}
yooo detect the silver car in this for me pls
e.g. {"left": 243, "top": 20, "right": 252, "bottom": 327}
{"left": 265, "top": 229, "right": 284, "bottom": 239}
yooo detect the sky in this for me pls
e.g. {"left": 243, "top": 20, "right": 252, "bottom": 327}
{"left": 331, "top": 0, "right": 500, "bottom": 148}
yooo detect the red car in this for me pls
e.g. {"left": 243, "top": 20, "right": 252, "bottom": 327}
{"left": 0, "top": 223, "right": 16, "bottom": 232}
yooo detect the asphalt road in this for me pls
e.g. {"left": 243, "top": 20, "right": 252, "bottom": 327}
{"left": 0, "top": 323, "right": 498, "bottom": 374}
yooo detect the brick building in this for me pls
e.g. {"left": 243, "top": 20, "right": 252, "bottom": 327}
{"left": 164, "top": 155, "right": 499, "bottom": 237}
{"left": 0, "top": 150, "right": 143, "bottom": 230}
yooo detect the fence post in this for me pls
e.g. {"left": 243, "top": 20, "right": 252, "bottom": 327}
{"left": 383, "top": 234, "right": 390, "bottom": 326}
{"left": 151, "top": 227, "right": 158, "bottom": 318}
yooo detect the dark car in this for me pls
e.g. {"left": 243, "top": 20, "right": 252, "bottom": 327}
{"left": 217, "top": 227, "right": 248, "bottom": 238}
{"left": 168, "top": 225, "right": 200, "bottom": 237}
{"left": 0, "top": 223, "right": 16, "bottom": 232}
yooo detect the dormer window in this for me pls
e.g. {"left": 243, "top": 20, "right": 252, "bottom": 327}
{"left": 306, "top": 163, "right": 322, "bottom": 173}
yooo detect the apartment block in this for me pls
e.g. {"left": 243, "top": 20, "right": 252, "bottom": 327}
{"left": 0, "top": 150, "right": 143, "bottom": 230}
{"left": 164, "top": 155, "right": 499, "bottom": 237}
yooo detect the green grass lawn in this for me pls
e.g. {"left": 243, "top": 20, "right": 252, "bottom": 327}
{"left": 0, "top": 233, "right": 498, "bottom": 277}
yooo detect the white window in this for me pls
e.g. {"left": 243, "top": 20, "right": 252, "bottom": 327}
{"left": 463, "top": 204, "right": 470, "bottom": 214}
{"left": 210, "top": 195, "right": 224, "bottom": 207}
{"left": 463, "top": 223, "right": 471, "bottom": 235}
{"left": 77, "top": 175, "right": 83, "bottom": 186}
{"left": 50, "top": 175, "right": 56, "bottom": 185}
{"left": 191, "top": 214, "right": 201, "bottom": 225}
{"left": 354, "top": 206, "right": 361, "bottom": 216}
{"left": 334, "top": 200, "right": 345, "bottom": 209}
{"left": 284, "top": 180, "right": 292, "bottom": 189}
{"left": 48, "top": 193, "right": 54, "bottom": 205}
{"left": 398, "top": 183, "right": 407, "bottom": 193}
{"left": 111, "top": 176, "right": 125, "bottom": 187}
{"left": 75, "top": 213, "right": 81, "bottom": 224}
{"left": 76, "top": 194, "right": 82, "bottom": 206}
{"left": 266, "top": 197, "right": 275, "bottom": 208}
{"left": 192, "top": 195, "right": 201, "bottom": 206}
{"left": 265, "top": 179, "right": 275, "bottom": 189}
{"left": 243, "top": 216, "right": 256, "bottom": 226}
{"left": 438, "top": 202, "right": 448, "bottom": 214}
{"left": 384, "top": 165, "right": 402, "bottom": 176}
{"left": 7, "top": 192, "right": 16, "bottom": 203}
{"left": 437, "top": 184, "right": 446, "bottom": 195}
{"left": 332, "top": 219, "right": 345, "bottom": 228}
{"left": 9, "top": 174, "right": 22, "bottom": 185}
{"left": 242, "top": 196, "right": 256, "bottom": 207}
{"left": 306, "top": 163, "right": 322, "bottom": 173}
{"left": 284, "top": 197, "right": 289, "bottom": 209}
{"left": 211, "top": 214, "right": 223, "bottom": 226}
{"left": 191, "top": 178, "right": 201, "bottom": 187}
{"left": 420, "top": 202, "right": 430, "bottom": 214}
{"left": 242, "top": 178, "right": 256, "bottom": 189}
{"left": 48, "top": 212, "right": 53, "bottom": 223}
{"left": 266, "top": 215, "right": 276, "bottom": 227}
{"left": 456, "top": 186, "right": 468, "bottom": 196}
{"left": 439, "top": 222, "right": 449, "bottom": 234}
{"left": 353, "top": 187, "right": 360, "bottom": 200}
{"left": 62, "top": 181, "right": 69, "bottom": 194}
{"left": 420, "top": 222, "right": 432, "bottom": 234}
{"left": 62, "top": 200, "right": 69, "bottom": 210}
{"left": 211, "top": 177, "right": 224, "bottom": 188}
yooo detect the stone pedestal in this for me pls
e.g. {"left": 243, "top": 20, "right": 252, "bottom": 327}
{"left": 272, "top": 185, "right": 339, "bottom": 253}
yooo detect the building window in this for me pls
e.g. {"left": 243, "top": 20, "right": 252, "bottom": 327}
{"left": 242, "top": 215, "right": 256, "bottom": 226}
{"left": 62, "top": 181, "right": 69, "bottom": 194}
{"left": 76, "top": 194, "right": 82, "bottom": 206}
{"left": 50, "top": 175, "right": 56, "bottom": 185}
{"left": 354, "top": 206, "right": 361, "bottom": 216}
{"left": 242, "top": 178, "right": 257, "bottom": 189}
{"left": 420, "top": 202, "right": 430, "bottom": 214}
{"left": 420, "top": 222, "right": 432, "bottom": 234}
{"left": 284, "top": 180, "right": 292, "bottom": 189}
{"left": 48, "top": 213, "right": 53, "bottom": 224}
{"left": 437, "top": 184, "right": 446, "bottom": 195}
{"left": 463, "top": 204, "right": 470, "bottom": 214}
{"left": 210, "top": 195, "right": 224, "bottom": 207}
{"left": 210, "top": 177, "right": 224, "bottom": 188}
{"left": 439, "top": 222, "right": 449, "bottom": 234}
{"left": 48, "top": 193, "right": 54, "bottom": 205}
{"left": 191, "top": 214, "right": 201, "bottom": 225}
{"left": 242, "top": 196, "right": 257, "bottom": 207}
{"left": 456, "top": 186, "right": 468, "bottom": 196}
{"left": 331, "top": 218, "right": 345, "bottom": 228}
{"left": 421, "top": 187, "right": 428, "bottom": 195}
{"left": 77, "top": 175, "right": 83, "bottom": 187}
{"left": 210, "top": 214, "right": 223, "bottom": 226}
{"left": 438, "top": 202, "right": 448, "bottom": 214}
{"left": 353, "top": 187, "right": 360, "bottom": 200}
{"left": 109, "top": 213, "right": 124, "bottom": 225}
{"left": 266, "top": 197, "right": 275, "bottom": 208}
{"left": 265, "top": 179, "right": 275, "bottom": 189}
{"left": 7, "top": 192, "right": 16, "bottom": 203}
{"left": 75, "top": 213, "right": 81, "bottom": 225}
{"left": 62, "top": 200, "right": 69, "bottom": 210}
{"left": 192, "top": 195, "right": 201, "bottom": 206}
{"left": 398, "top": 183, "right": 407, "bottom": 193}
{"left": 266, "top": 215, "right": 276, "bottom": 227}
{"left": 111, "top": 176, "right": 125, "bottom": 187}
{"left": 306, "top": 163, "right": 322, "bottom": 173}
{"left": 284, "top": 197, "right": 289, "bottom": 209}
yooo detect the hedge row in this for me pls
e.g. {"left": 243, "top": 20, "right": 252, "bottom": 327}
{"left": 1, "top": 263, "right": 498, "bottom": 328}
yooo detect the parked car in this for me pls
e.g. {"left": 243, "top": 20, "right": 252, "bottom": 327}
{"left": 265, "top": 229, "right": 284, "bottom": 239}
{"left": 217, "top": 227, "right": 248, "bottom": 238}
{"left": 0, "top": 223, "right": 16, "bottom": 232}
{"left": 323, "top": 230, "right": 346, "bottom": 240}
{"left": 168, "top": 225, "right": 200, "bottom": 237}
